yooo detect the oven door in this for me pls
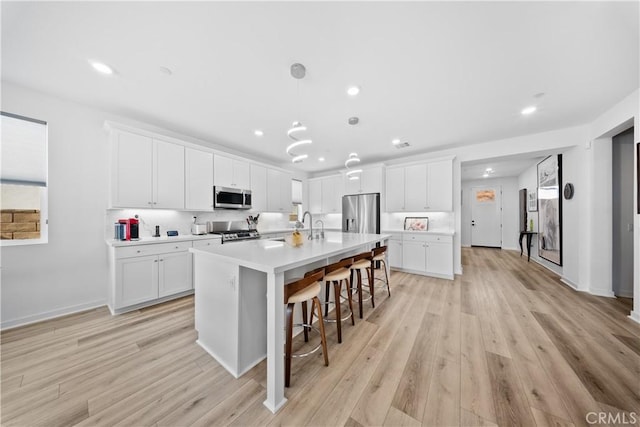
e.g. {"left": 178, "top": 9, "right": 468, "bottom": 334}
{"left": 214, "top": 186, "right": 246, "bottom": 209}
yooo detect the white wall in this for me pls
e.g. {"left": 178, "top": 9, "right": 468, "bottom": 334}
{"left": 1, "top": 83, "right": 111, "bottom": 328}
{"left": 461, "top": 177, "right": 519, "bottom": 250}
{"left": 0, "top": 82, "right": 302, "bottom": 328}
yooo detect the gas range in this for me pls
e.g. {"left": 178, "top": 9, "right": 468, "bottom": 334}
{"left": 212, "top": 229, "right": 260, "bottom": 244}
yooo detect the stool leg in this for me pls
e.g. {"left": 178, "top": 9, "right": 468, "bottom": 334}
{"left": 313, "top": 296, "right": 329, "bottom": 367}
{"left": 368, "top": 265, "right": 375, "bottom": 309}
{"left": 301, "top": 300, "right": 309, "bottom": 342}
{"left": 324, "top": 281, "right": 331, "bottom": 317}
{"left": 345, "top": 277, "right": 355, "bottom": 326}
{"left": 285, "top": 302, "right": 294, "bottom": 387}
{"left": 333, "top": 280, "right": 342, "bottom": 343}
{"left": 382, "top": 259, "right": 391, "bottom": 297}
{"left": 356, "top": 269, "right": 364, "bottom": 319}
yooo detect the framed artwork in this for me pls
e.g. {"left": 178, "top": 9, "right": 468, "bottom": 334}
{"left": 527, "top": 190, "right": 537, "bottom": 212}
{"left": 537, "top": 155, "right": 562, "bottom": 266}
{"left": 404, "top": 217, "right": 429, "bottom": 231}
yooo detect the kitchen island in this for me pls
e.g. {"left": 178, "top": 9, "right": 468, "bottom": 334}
{"left": 189, "top": 231, "right": 390, "bottom": 413}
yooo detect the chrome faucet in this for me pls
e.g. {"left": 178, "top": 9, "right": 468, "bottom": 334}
{"left": 302, "top": 211, "right": 314, "bottom": 240}
{"left": 315, "top": 220, "right": 325, "bottom": 240}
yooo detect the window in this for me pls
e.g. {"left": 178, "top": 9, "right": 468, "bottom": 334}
{"left": 1, "top": 112, "right": 48, "bottom": 245}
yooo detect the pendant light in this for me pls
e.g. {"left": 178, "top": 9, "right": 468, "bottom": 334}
{"left": 286, "top": 63, "right": 311, "bottom": 163}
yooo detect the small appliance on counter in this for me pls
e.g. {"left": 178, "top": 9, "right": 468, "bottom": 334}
{"left": 191, "top": 216, "right": 208, "bottom": 235}
{"left": 404, "top": 217, "right": 429, "bottom": 231}
{"left": 115, "top": 218, "right": 139, "bottom": 241}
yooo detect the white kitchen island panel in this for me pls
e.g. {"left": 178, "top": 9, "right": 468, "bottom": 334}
{"left": 190, "top": 231, "right": 390, "bottom": 414}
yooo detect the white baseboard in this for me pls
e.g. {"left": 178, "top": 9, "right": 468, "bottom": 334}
{"left": 502, "top": 246, "right": 519, "bottom": 251}
{"left": 560, "top": 277, "right": 579, "bottom": 291}
{"left": 588, "top": 288, "right": 616, "bottom": 298}
{"left": 629, "top": 311, "right": 640, "bottom": 324}
{"left": 1, "top": 299, "right": 107, "bottom": 330}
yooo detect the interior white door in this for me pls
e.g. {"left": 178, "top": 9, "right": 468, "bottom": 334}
{"left": 471, "top": 186, "right": 502, "bottom": 247}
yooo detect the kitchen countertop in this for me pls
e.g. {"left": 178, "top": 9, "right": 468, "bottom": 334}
{"left": 190, "top": 231, "right": 390, "bottom": 274}
{"left": 382, "top": 229, "right": 455, "bottom": 236}
{"left": 106, "top": 234, "right": 222, "bottom": 247}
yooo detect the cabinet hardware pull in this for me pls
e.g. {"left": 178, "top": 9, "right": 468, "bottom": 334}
{"left": 136, "top": 250, "right": 141, "bottom": 253}
{"left": 159, "top": 259, "right": 163, "bottom": 261}
{"left": 154, "top": 259, "right": 158, "bottom": 262}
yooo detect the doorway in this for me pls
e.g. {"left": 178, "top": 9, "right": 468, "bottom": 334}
{"left": 612, "top": 127, "right": 634, "bottom": 298}
{"left": 471, "top": 186, "right": 502, "bottom": 248}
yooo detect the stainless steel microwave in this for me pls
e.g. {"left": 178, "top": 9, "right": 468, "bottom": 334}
{"left": 213, "top": 186, "right": 252, "bottom": 210}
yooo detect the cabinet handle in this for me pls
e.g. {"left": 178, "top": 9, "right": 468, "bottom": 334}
{"left": 159, "top": 259, "right": 164, "bottom": 261}
{"left": 175, "top": 246, "right": 179, "bottom": 249}
{"left": 154, "top": 259, "right": 158, "bottom": 263}
{"left": 148, "top": 202, "right": 152, "bottom": 205}
{"left": 153, "top": 202, "right": 157, "bottom": 205}
{"left": 136, "top": 250, "right": 141, "bottom": 253}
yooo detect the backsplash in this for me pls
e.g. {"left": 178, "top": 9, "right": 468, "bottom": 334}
{"left": 105, "top": 209, "right": 291, "bottom": 239}
{"left": 382, "top": 212, "right": 454, "bottom": 231}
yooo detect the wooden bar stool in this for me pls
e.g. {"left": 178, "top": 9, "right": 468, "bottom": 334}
{"left": 345, "top": 252, "right": 375, "bottom": 319}
{"left": 369, "top": 246, "right": 391, "bottom": 297}
{"left": 284, "top": 270, "right": 329, "bottom": 387}
{"left": 307, "top": 259, "right": 355, "bottom": 344}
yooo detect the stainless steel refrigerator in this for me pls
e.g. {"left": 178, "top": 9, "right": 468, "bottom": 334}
{"left": 342, "top": 193, "right": 380, "bottom": 234}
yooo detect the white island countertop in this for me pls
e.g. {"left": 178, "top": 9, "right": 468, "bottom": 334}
{"left": 189, "top": 231, "right": 390, "bottom": 274}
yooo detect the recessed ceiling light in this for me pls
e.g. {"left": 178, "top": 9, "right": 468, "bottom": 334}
{"left": 392, "top": 139, "right": 401, "bottom": 145}
{"left": 89, "top": 60, "right": 114, "bottom": 75}
{"left": 318, "top": 157, "right": 325, "bottom": 162}
{"left": 254, "top": 130, "right": 264, "bottom": 137}
{"left": 347, "top": 86, "right": 360, "bottom": 96}
{"left": 521, "top": 106, "right": 537, "bottom": 115}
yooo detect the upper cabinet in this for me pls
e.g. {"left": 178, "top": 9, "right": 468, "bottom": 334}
{"left": 214, "top": 154, "right": 251, "bottom": 189}
{"left": 343, "top": 166, "right": 383, "bottom": 195}
{"left": 250, "top": 164, "right": 268, "bottom": 212}
{"left": 308, "top": 175, "right": 343, "bottom": 214}
{"left": 185, "top": 147, "right": 214, "bottom": 211}
{"left": 110, "top": 130, "right": 184, "bottom": 209}
{"left": 385, "top": 158, "right": 453, "bottom": 212}
{"left": 266, "top": 168, "right": 293, "bottom": 212}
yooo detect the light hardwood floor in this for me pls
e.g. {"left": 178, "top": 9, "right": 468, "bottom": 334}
{"left": 2, "top": 247, "right": 639, "bottom": 426}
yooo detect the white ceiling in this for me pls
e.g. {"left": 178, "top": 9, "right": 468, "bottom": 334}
{"left": 2, "top": 2, "right": 638, "bottom": 173}
{"left": 461, "top": 155, "right": 544, "bottom": 182}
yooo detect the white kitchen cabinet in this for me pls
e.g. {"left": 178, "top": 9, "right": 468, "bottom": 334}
{"left": 308, "top": 175, "right": 342, "bottom": 214}
{"left": 110, "top": 130, "right": 185, "bottom": 209}
{"left": 266, "top": 168, "right": 292, "bottom": 212}
{"left": 426, "top": 241, "right": 453, "bottom": 277}
{"left": 398, "top": 233, "right": 453, "bottom": 279}
{"left": 109, "top": 241, "right": 193, "bottom": 313}
{"left": 385, "top": 167, "right": 405, "bottom": 212}
{"left": 214, "top": 154, "right": 251, "bottom": 189}
{"left": 384, "top": 158, "right": 453, "bottom": 212}
{"left": 158, "top": 251, "right": 193, "bottom": 297}
{"left": 115, "top": 255, "right": 159, "bottom": 307}
{"left": 345, "top": 166, "right": 383, "bottom": 195}
{"left": 250, "top": 164, "right": 268, "bottom": 212}
{"left": 404, "top": 164, "right": 428, "bottom": 211}
{"left": 308, "top": 179, "right": 323, "bottom": 213}
{"left": 427, "top": 159, "right": 453, "bottom": 211}
{"left": 185, "top": 147, "right": 214, "bottom": 210}
{"left": 321, "top": 175, "right": 342, "bottom": 213}
{"left": 388, "top": 238, "right": 403, "bottom": 269}
{"left": 402, "top": 240, "right": 427, "bottom": 272}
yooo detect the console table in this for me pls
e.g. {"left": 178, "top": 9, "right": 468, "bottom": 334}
{"left": 519, "top": 231, "right": 537, "bottom": 262}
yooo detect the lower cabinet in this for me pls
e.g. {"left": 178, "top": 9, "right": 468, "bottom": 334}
{"left": 109, "top": 240, "right": 195, "bottom": 313}
{"left": 388, "top": 238, "right": 403, "bottom": 269}
{"left": 394, "top": 233, "right": 454, "bottom": 280}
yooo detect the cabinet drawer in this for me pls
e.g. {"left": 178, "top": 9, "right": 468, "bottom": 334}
{"left": 192, "top": 239, "right": 222, "bottom": 249}
{"left": 115, "top": 241, "right": 193, "bottom": 259}
{"left": 403, "top": 233, "right": 453, "bottom": 244}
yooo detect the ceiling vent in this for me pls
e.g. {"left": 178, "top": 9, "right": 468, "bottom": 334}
{"left": 395, "top": 141, "right": 411, "bottom": 149}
